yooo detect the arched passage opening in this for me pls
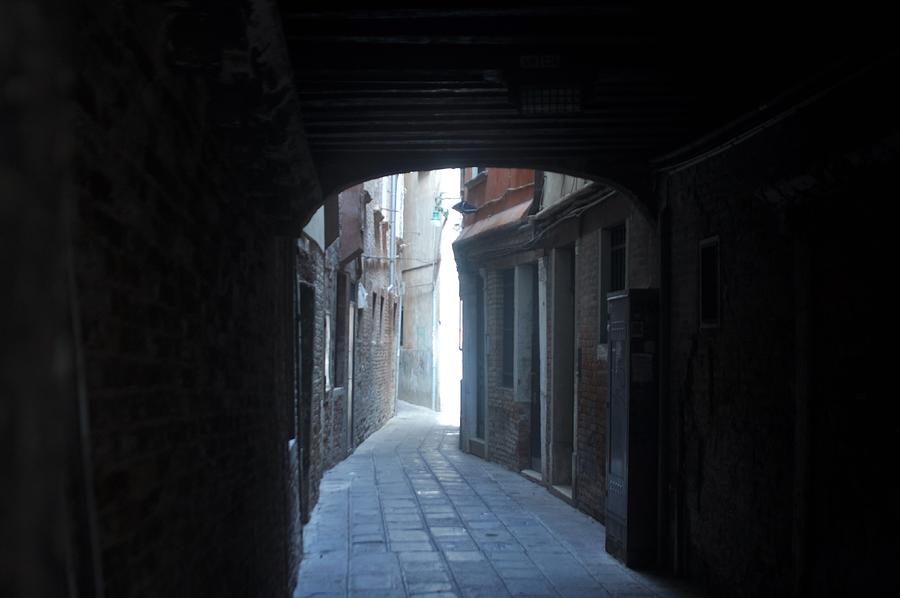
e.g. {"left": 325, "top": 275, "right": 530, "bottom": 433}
{"left": 299, "top": 160, "right": 666, "bottom": 571}
{"left": 290, "top": 163, "right": 673, "bottom": 595}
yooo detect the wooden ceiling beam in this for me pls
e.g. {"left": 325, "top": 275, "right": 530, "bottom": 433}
{"left": 296, "top": 89, "right": 509, "bottom": 100}
{"left": 286, "top": 45, "right": 661, "bottom": 71}
{"left": 303, "top": 115, "right": 681, "bottom": 129}
{"left": 279, "top": 6, "right": 639, "bottom": 21}
{"left": 296, "top": 81, "right": 502, "bottom": 92}
{"left": 309, "top": 138, "right": 659, "bottom": 149}
{"left": 305, "top": 127, "right": 680, "bottom": 140}
{"left": 298, "top": 106, "right": 689, "bottom": 122}
{"left": 299, "top": 96, "right": 514, "bottom": 109}
{"left": 311, "top": 145, "right": 652, "bottom": 155}
{"left": 285, "top": 33, "right": 652, "bottom": 47}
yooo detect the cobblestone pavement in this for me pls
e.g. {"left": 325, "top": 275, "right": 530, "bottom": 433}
{"left": 295, "top": 402, "right": 700, "bottom": 598}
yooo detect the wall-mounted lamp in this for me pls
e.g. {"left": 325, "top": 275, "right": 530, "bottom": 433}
{"left": 451, "top": 200, "right": 477, "bottom": 214}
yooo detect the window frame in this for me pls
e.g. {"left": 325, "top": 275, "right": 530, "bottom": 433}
{"left": 599, "top": 222, "right": 628, "bottom": 344}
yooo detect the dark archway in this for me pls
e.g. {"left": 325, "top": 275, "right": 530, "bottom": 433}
{"left": 5, "top": 2, "right": 897, "bottom": 597}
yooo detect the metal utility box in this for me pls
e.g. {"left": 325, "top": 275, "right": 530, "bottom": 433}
{"left": 606, "top": 288, "right": 659, "bottom": 568}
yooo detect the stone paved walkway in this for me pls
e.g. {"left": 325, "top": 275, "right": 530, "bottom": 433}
{"left": 295, "top": 402, "right": 700, "bottom": 598}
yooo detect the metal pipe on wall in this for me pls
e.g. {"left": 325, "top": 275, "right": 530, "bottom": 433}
{"left": 389, "top": 175, "right": 397, "bottom": 291}
{"left": 430, "top": 189, "right": 450, "bottom": 412}
{"left": 390, "top": 174, "right": 401, "bottom": 410}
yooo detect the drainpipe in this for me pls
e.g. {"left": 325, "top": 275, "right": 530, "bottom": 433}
{"left": 395, "top": 279, "right": 404, "bottom": 411}
{"left": 390, "top": 175, "right": 401, "bottom": 411}
{"left": 389, "top": 175, "right": 397, "bottom": 290}
{"left": 431, "top": 254, "right": 439, "bottom": 412}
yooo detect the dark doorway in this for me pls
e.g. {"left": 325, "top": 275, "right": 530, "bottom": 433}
{"left": 551, "top": 247, "right": 576, "bottom": 488}
{"left": 475, "top": 274, "right": 486, "bottom": 440}
{"left": 298, "top": 280, "right": 315, "bottom": 522}
{"left": 529, "top": 263, "right": 542, "bottom": 472}
{"left": 606, "top": 289, "right": 659, "bottom": 567}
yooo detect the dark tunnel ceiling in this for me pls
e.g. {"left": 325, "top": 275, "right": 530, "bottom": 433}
{"left": 278, "top": 2, "right": 888, "bottom": 195}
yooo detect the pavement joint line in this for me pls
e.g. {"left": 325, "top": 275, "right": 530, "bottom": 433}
{"left": 346, "top": 472, "right": 351, "bottom": 598}
{"left": 420, "top": 424, "right": 560, "bottom": 598}
{"left": 371, "top": 449, "right": 403, "bottom": 597}
{"left": 436, "top": 429, "right": 656, "bottom": 597}
{"left": 393, "top": 418, "right": 463, "bottom": 597}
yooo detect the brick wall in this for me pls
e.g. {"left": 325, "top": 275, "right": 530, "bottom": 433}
{"left": 458, "top": 186, "right": 660, "bottom": 522}
{"left": 351, "top": 186, "right": 399, "bottom": 446}
{"left": 1, "top": 2, "right": 87, "bottom": 595}
{"left": 298, "top": 238, "right": 355, "bottom": 517}
{"left": 804, "top": 169, "right": 892, "bottom": 596}
{"left": 667, "top": 145, "right": 799, "bottom": 595}
{"left": 70, "top": 2, "right": 307, "bottom": 595}
{"left": 297, "top": 243, "right": 326, "bottom": 519}
{"left": 277, "top": 239, "right": 303, "bottom": 591}
{"left": 574, "top": 233, "right": 606, "bottom": 521}
{"left": 571, "top": 198, "right": 658, "bottom": 523}
{"left": 322, "top": 243, "right": 348, "bottom": 469}
{"left": 663, "top": 65, "right": 898, "bottom": 595}
{"left": 483, "top": 270, "right": 530, "bottom": 470}
{"left": 299, "top": 184, "right": 400, "bottom": 518}
{"left": 352, "top": 295, "right": 398, "bottom": 445}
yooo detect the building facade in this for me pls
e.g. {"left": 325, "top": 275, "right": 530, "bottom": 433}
{"left": 293, "top": 175, "right": 403, "bottom": 526}
{"left": 397, "top": 170, "right": 443, "bottom": 410}
{"left": 397, "top": 169, "right": 463, "bottom": 412}
{"left": 454, "top": 168, "right": 657, "bottom": 526}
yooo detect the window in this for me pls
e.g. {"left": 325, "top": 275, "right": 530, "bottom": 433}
{"left": 700, "top": 237, "right": 720, "bottom": 327}
{"left": 373, "top": 213, "right": 382, "bottom": 248}
{"left": 334, "top": 275, "right": 347, "bottom": 386}
{"left": 609, "top": 224, "right": 626, "bottom": 292}
{"left": 324, "top": 314, "right": 332, "bottom": 391}
{"left": 502, "top": 269, "right": 515, "bottom": 388}
{"left": 600, "top": 223, "right": 627, "bottom": 343}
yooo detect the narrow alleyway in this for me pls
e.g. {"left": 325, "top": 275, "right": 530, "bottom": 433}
{"left": 295, "top": 402, "right": 697, "bottom": 598}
